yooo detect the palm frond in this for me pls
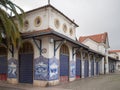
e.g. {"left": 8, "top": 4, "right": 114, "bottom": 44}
{"left": 0, "top": 0, "right": 24, "bottom": 48}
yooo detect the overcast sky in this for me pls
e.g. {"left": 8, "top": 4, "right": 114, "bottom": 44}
{"left": 12, "top": 0, "right": 120, "bottom": 50}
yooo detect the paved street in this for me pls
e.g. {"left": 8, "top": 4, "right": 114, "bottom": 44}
{"left": 55, "top": 72, "right": 120, "bottom": 90}
{"left": 0, "top": 72, "right": 120, "bottom": 90}
{"left": 0, "top": 86, "right": 24, "bottom": 90}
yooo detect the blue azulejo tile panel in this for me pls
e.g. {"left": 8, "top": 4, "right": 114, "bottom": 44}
{"left": 8, "top": 58, "right": 17, "bottom": 78}
{"left": 34, "top": 56, "right": 49, "bottom": 80}
{"left": 70, "top": 60, "right": 75, "bottom": 78}
{"left": 49, "top": 56, "right": 59, "bottom": 80}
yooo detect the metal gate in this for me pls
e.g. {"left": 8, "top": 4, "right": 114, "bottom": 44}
{"left": 76, "top": 58, "right": 81, "bottom": 79}
{"left": 0, "top": 47, "right": 7, "bottom": 81}
{"left": 60, "top": 54, "right": 69, "bottom": 82}
{"left": 96, "top": 62, "right": 99, "bottom": 75}
{"left": 109, "top": 61, "right": 115, "bottom": 73}
{"left": 19, "top": 53, "right": 33, "bottom": 83}
{"left": 84, "top": 60, "right": 89, "bottom": 78}
{"left": 60, "top": 44, "right": 69, "bottom": 82}
{"left": 91, "top": 60, "right": 94, "bottom": 76}
{"left": 19, "top": 42, "right": 33, "bottom": 84}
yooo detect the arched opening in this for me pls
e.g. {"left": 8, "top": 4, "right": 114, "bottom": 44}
{"left": 60, "top": 44, "right": 69, "bottom": 82}
{"left": 76, "top": 51, "right": 81, "bottom": 79}
{"left": 19, "top": 42, "right": 33, "bottom": 84}
{"left": 0, "top": 46, "right": 7, "bottom": 81}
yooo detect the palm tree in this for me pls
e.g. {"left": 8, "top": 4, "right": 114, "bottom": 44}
{"left": 0, "top": 0, "right": 24, "bottom": 48}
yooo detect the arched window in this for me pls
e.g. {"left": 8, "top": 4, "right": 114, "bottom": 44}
{"left": 0, "top": 46, "right": 7, "bottom": 55}
{"left": 76, "top": 51, "right": 81, "bottom": 59}
{"left": 19, "top": 42, "right": 33, "bottom": 54}
{"left": 60, "top": 44, "right": 69, "bottom": 55}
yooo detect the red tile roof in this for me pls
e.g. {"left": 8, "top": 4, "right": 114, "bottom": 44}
{"left": 109, "top": 50, "right": 120, "bottom": 53}
{"left": 79, "top": 32, "right": 108, "bottom": 43}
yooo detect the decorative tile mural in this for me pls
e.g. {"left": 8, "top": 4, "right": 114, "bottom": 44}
{"left": 49, "top": 56, "right": 59, "bottom": 80}
{"left": 34, "top": 56, "right": 49, "bottom": 80}
{"left": 8, "top": 58, "right": 17, "bottom": 78}
{"left": 34, "top": 56, "right": 59, "bottom": 81}
{"left": 70, "top": 60, "right": 75, "bottom": 78}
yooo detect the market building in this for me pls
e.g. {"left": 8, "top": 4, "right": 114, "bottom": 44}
{"left": 0, "top": 4, "right": 113, "bottom": 87}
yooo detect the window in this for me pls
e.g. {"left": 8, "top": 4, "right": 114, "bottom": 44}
{"left": 24, "top": 20, "right": 29, "bottom": 30}
{"left": 0, "top": 46, "right": 7, "bottom": 55}
{"left": 54, "top": 19, "right": 60, "bottom": 29}
{"left": 60, "top": 44, "right": 69, "bottom": 55}
{"left": 76, "top": 51, "right": 81, "bottom": 59}
{"left": 69, "top": 28, "right": 73, "bottom": 36}
{"left": 62, "top": 24, "right": 67, "bottom": 33}
{"left": 19, "top": 42, "right": 33, "bottom": 54}
{"left": 34, "top": 16, "right": 42, "bottom": 27}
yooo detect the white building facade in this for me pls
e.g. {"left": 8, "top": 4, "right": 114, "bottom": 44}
{"left": 109, "top": 50, "right": 120, "bottom": 72}
{"left": 0, "top": 4, "right": 105, "bottom": 87}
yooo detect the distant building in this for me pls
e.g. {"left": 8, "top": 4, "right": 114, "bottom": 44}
{"left": 79, "top": 32, "right": 118, "bottom": 74}
{"left": 109, "top": 50, "right": 120, "bottom": 71}
{"left": 79, "top": 32, "right": 109, "bottom": 54}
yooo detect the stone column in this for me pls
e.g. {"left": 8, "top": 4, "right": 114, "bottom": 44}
{"left": 94, "top": 56, "right": 96, "bottom": 76}
{"left": 81, "top": 51, "right": 84, "bottom": 78}
{"left": 88, "top": 53, "right": 91, "bottom": 77}
{"left": 99, "top": 57, "right": 105, "bottom": 74}
{"left": 105, "top": 55, "right": 109, "bottom": 74}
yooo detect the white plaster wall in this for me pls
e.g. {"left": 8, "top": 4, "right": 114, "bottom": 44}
{"left": 49, "top": 8, "right": 76, "bottom": 40}
{"left": 17, "top": 6, "right": 77, "bottom": 40}
{"left": 41, "top": 37, "right": 49, "bottom": 58}
{"left": 19, "top": 8, "right": 49, "bottom": 33}
{"left": 109, "top": 53, "right": 119, "bottom": 59}
{"left": 109, "top": 53, "right": 116, "bottom": 58}
{"left": 116, "top": 52, "right": 120, "bottom": 60}
{"left": 82, "top": 39, "right": 98, "bottom": 51}
{"left": 98, "top": 45, "right": 105, "bottom": 54}
{"left": 82, "top": 39, "right": 106, "bottom": 55}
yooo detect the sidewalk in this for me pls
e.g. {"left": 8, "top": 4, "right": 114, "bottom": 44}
{"left": 0, "top": 81, "right": 70, "bottom": 90}
{"left": 0, "top": 72, "right": 119, "bottom": 90}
